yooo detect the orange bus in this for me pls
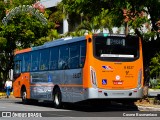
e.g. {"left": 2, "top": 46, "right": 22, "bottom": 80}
{"left": 13, "top": 33, "right": 143, "bottom": 108}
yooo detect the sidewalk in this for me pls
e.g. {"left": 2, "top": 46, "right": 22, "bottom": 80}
{"left": 136, "top": 103, "right": 160, "bottom": 111}
{"left": 135, "top": 100, "right": 160, "bottom": 111}
{"left": 0, "top": 91, "right": 14, "bottom": 99}
{"left": 137, "top": 104, "right": 160, "bottom": 111}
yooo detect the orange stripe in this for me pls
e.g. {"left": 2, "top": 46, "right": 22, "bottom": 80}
{"left": 15, "top": 48, "right": 31, "bottom": 55}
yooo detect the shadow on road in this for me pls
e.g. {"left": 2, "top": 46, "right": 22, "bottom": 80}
{"left": 14, "top": 100, "right": 139, "bottom": 112}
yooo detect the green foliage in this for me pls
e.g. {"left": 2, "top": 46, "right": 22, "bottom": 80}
{"left": 47, "top": 29, "right": 60, "bottom": 40}
{"left": 0, "top": 1, "right": 6, "bottom": 21}
{"left": 150, "top": 52, "right": 160, "bottom": 77}
{"left": 30, "top": 29, "right": 59, "bottom": 47}
{"left": 128, "top": 16, "right": 148, "bottom": 29}
{"left": 0, "top": 14, "right": 48, "bottom": 48}
{"left": 149, "top": 78, "right": 160, "bottom": 89}
{"left": 0, "top": 37, "right": 7, "bottom": 49}
{"left": 75, "top": 9, "right": 114, "bottom": 33}
{"left": 33, "top": 36, "right": 51, "bottom": 47}
{"left": 76, "top": 20, "right": 95, "bottom": 33}
{"left": 49, "top": 2, "right": 65, "bottom": 22}
{"left": 61, "top": 0, "right": 160, "bottom": 37}
{"left": 0, "top": 1, "right": 57, "bottom": 81}
{"left": 65, "top": 30, "right": 86, "bottom": 37}
{"left": 92, "top": 9, "right": 114, "bottom": 33}
{"left": 143, "top": 31, "right": 157, "bottom": 41}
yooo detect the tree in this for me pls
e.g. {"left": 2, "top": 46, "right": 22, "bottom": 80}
{"left": 75, "top": 9, "right": 114, "bottom": 33}
{"left": 0, "top": 1, "right": 56, "bottom": 87}
{"left": 60, "top": 0, "right": 149, "bottom": 35}
{"left": 150, "top": 52, "right": 160, "bottom": 78}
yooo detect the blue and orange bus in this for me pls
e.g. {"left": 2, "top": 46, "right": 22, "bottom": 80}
{"left": 13, "top": 33, "right": 143, "bottom": 108}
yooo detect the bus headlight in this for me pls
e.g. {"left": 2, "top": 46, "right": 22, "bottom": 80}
{"left": 90, "top": 66, "right": 97, "bottom": 88}
{"left": 137, "top": 69, "right": 142, "bottom": 88}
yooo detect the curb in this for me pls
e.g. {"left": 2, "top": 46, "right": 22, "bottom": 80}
{"left": 0, "top": 92, "right": 13, "bottom": 97}
{"left": 0, "top": 92, "right": 6, "bottom": 96}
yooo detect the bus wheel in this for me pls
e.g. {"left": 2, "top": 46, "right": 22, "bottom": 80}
{"left": 53, "top": 88, "right": 62, "bottom": 109}
{"left": 21, "top": 88, "right": 28, "bottom": 104}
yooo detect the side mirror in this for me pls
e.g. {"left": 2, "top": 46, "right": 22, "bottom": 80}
{"left": 13, "top": 73, "right": 21, "bottom": 79}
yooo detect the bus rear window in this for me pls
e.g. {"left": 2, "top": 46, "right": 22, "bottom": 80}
{"left": 94, "top": 36, "right": 139, "bottom": 61}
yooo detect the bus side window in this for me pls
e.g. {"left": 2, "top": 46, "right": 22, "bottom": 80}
{"left": 50, "top": 47, "right": 59, "bottom": 70}
{"left": 31, "top": 51, "right": 39, "bottom": 71}
{"left": 40, "top": 49, "right": 49, "bottom": 70}
{"left": 23, "top": 53, "right": 31, "bottom": 72}
{"left": 59, "top": 45, "right": 69, "bottom": 69}
{"left": 69, "top": 43, "right": 80, "bottom": 69}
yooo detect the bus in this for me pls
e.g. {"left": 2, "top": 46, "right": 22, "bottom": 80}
{"left": 13, "top": 33, "right": 143, "bottom": 108}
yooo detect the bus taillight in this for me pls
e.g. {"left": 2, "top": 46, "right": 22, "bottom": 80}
{"left": 90, "top": 66, "right": 97, "bottom": 88}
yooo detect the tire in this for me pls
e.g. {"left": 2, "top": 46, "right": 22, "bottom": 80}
{"left": 53, "top": 87, "right": 62, "bottom": 109}
{"left": 21, "top": 88, "right": 38, "bottom": 104}
{"left": 21, "top": 88, "right": 28, "bottom": 104}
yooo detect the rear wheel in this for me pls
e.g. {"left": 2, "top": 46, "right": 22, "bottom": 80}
{"left": 53, "top": 87, "right": 62, "bottom": 109}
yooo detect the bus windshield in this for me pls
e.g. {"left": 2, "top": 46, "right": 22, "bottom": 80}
{"left": 94, "top": 36, "right": 139, "bottom": 61}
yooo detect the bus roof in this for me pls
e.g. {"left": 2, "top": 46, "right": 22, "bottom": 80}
{"left": 15, "top": 33, "right": 133, "bottom": 54}
{"left": 32, "top": 36, "right": 86, "bottom": 51}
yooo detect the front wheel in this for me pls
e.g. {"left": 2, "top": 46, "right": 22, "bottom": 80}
{"left": 21, "top": 88, "right": 38, "bottom": 104}
{"left": 21, "top": 89, "right": 28, "bottom": 104}
{"left": 53, "top": 88, "right": 62, "bottom": 109}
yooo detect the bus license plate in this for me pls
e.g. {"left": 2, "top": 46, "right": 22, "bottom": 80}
{"left": 113, "top": 81, "right": 123, "bottom": 85}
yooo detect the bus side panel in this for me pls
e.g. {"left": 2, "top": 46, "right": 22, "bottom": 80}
{"left": 63, "top": 69, "right": 83, "bottom": 102}
{"left": 30, "top": 71, "right": 56, "bottom": 100}
{"left": 13, "top": 78, "right": 21, "bottom": 98}
{"left": 13, "top": 73, "right": 31, "bottom": 99}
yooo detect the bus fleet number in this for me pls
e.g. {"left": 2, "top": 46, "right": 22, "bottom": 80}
{"left": 73, "top": 73, "right": 81, "bottom": 78}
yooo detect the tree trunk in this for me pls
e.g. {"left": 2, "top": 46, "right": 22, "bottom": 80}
{"left": 125, "top": 22, "right": 129, "bottom": 35}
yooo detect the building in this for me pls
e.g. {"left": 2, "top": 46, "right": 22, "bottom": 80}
{"left": 40, "top": 0, "right": 128, "bottom": 34}
{"left": 40, "top": 0, "right": 68, "bottom": 34}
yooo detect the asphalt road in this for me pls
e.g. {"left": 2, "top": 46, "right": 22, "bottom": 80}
{"left": 0, "top": 97, "right": 160, "bottom": 120}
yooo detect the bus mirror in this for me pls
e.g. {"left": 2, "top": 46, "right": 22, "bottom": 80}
{"left": 13, "top": 73, "right": 21, "bottom": 79}
{"left": 88, "top": 38, "right": 92, "bottom": 43}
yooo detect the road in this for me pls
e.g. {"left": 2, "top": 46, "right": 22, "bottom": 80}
{"left": 0, "top": 97, "right": 160, "bottom": 120}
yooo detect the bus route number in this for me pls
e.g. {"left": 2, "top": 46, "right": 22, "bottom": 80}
{"left": 73, "top": 73, "right": 81, "bottom": 78}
